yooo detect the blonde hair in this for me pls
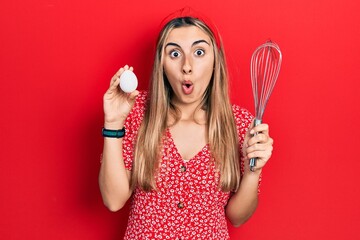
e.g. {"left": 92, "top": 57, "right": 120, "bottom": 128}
{"left": 131, "top": 17, "right": 240, "bottom": 192}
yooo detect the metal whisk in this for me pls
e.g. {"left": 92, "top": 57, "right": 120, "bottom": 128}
{"left": 249, "top": 40, "right": 282, "bottom": 171}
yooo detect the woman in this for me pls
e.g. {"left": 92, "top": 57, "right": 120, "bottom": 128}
{"left": 99, "top": 9, "right": 273, "bottom": 240}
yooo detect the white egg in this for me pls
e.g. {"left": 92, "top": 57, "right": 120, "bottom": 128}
{"left": 119, "top": 70, "right": 138, "bottom": 93}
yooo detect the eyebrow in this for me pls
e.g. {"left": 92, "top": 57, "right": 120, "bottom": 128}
{"left": 165, "top": 39, "right": 210, "bottom": 49}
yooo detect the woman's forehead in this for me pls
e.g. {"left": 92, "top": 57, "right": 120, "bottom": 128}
{"left": 165, "top": 26, "right": 211, "bottom": 44}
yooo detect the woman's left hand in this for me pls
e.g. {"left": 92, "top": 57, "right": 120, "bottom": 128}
{"left": 243, "top": 122, "right": 274, "bottom": 173}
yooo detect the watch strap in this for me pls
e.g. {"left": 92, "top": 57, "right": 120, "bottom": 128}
{"left": 102, "top": 127, "right": 125, "bottom": 138}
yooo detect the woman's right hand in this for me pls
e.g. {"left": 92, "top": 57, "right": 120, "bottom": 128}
{"left": 103, "top": 65, "right": 139, "bottom": 129}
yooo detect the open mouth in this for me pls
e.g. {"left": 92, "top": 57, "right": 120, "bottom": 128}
{"left": 184, "top": 83, "right": 192, "bottom": 89}
{"left": 182, "top": 81, "right": 194, "bottom": 95}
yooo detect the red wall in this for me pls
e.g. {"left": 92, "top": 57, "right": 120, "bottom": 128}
{"left": 1, "top": 0, "right": 359, "bottom": 239}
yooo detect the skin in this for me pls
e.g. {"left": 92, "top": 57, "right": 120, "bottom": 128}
{"left": 226, "top": 122, "right": 273, "bottom": 227}
{"left": 99, "top": 65, "right": 138, "bottom": 211}
{"left": 163, "top": 26, "right": 214, "bottom": 109}
{"left": 99, "top": 26, "right": 274, "bottom": 228}
{"left": 163, "top": 26, "right": 214, "bottom": 160}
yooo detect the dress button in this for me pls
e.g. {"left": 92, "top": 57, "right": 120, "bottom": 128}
{"left": 180, "top": 165, "right": 186, "bottom": 172}
{"left": 177, "top": 202, "right": 184, "bottom": 209}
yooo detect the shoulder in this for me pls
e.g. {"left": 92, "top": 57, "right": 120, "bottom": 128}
{"left": 231, "top": 104, "right": 253, "bottom": 139}
{"left": 232, "top": 104, "right": 253, "bottom": 126}
{"left": 133, "top": 90, "right": 148, "bottom": 112}
{"left": 128, "top": 91, "right": 148, "bottom": 119}
{"left": 122, "top": 91, "right": 148, "bottom": 170}
{"left": 124, "top": 90, "right": 148, "bottom": 131}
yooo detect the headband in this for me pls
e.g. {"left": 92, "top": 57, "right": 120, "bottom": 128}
{"left": 158, "top": 7, "right": 222, "bottom": 50}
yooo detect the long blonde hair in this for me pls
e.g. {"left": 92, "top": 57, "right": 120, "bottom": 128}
{"left": 131, "top": 17, "right": 240, "bottom": 192}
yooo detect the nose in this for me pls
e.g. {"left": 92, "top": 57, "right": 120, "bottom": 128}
{"left": 182, "top": 55, "right": 192, "bottom": 74}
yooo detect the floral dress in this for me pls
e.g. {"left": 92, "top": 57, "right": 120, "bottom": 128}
{"left": 122, "top": 91, "right": 255, "bottom": 240}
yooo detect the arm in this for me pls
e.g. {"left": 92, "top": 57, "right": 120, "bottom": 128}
{"left": 226, "top": 123, "right": 273, "bottom": 227}
{"left": 99, "top": 125, "right": 132, "bottom": 212}
{"left": 98, "top": 65, "right": 139, "bottom": 212}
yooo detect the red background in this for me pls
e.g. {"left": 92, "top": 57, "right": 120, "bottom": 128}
{"left": 1, "top": 0, "right": 359, "bottom": 239}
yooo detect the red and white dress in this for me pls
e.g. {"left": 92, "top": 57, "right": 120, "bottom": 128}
{"left": 122, "top": 91, "right": 256, "bottom": 240}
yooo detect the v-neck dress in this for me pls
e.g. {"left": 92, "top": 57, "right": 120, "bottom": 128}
{"left": 122, "top": 91, "right": 256, "bottom": 240}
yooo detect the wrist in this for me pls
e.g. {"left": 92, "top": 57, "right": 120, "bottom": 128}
{"left": 104, "top": 120, "right": 125, "bottom": 129}
{"left": 244, "top": 168, "right": 262, "bottom": 178}
{"left": 102, "top": 127, "right": 125, "bottom": 138}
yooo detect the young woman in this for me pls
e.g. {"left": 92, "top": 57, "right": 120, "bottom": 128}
{"left": 99, "top": 9, "right": 273, "bottom": 240}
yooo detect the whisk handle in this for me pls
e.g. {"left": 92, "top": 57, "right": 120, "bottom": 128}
{"left": 249, "top": 119, "right": 262, "bottom": 172}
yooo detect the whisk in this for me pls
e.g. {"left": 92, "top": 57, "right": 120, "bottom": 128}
{"left": 249, "top": 40, "right": 282, "bottom": 171}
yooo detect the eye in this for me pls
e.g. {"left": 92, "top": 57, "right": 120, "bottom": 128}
{"left": 195, "top": 49, "right": 205, "bottom": 56}
{"left": 170, "top": 50, "right": 181, "bottom": 58}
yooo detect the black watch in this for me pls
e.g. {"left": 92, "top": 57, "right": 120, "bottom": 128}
{"left": 102, "top": 127, "right": 125, "bottom": 138}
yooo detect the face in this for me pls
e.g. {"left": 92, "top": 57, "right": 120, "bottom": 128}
{"left": 163, "top": 25, "right": 215, "bottom": 107}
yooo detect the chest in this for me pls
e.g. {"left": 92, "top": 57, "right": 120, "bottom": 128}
{"left": 167, "top": 122, "right": 208, "bottom": 161}
{"left": 156, "top": 131, "right": 229, "bottom": 201}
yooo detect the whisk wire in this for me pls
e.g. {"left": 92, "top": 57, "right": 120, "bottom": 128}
{"left": 249, "top": 40, "right": 282, "bottom": 171}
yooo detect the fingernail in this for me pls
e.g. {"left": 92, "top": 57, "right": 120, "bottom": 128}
{"left": 250, "top": 129, "right": 255, "bottom": 134}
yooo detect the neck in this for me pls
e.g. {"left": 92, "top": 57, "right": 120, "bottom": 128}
{"left": 169, "top": 100, "right": 207, "bottom": 124}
